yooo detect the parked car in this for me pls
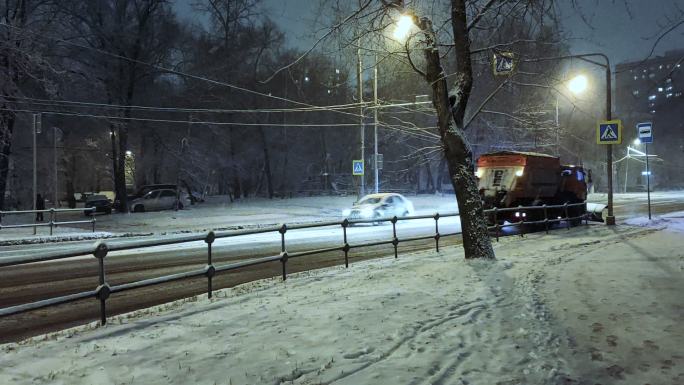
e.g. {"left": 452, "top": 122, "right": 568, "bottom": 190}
{"left": 129, "top": 189, "right": 187, "bottom": 212}
{"left": 342, "top": 193, "right": 415, "bottom": 222}
{"left": 84, "top": 194, "right": 113, "bottom": 215}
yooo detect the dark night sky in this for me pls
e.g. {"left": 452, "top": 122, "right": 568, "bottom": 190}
{"left": 174, "top": 0, "right": 683, "bottom": 65}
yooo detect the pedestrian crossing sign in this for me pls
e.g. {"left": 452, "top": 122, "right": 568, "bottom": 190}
{"left": 352, "top": 160, "right": 364, "bottom": 176}
{"left": 597, "top": 120, "right": 622, "bottom": 144}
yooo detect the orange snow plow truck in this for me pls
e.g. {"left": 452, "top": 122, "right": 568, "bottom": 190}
{"left": 476, "top": 151, "right": 595, "bottom": 225}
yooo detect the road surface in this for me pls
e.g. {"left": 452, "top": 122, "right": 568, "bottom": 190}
{"left": 1, "top": 192, "right": 683, "bottom": 342}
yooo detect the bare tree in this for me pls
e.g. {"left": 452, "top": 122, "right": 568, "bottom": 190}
{"left": 60, "top": 0, "right": 180, "bottom": 212}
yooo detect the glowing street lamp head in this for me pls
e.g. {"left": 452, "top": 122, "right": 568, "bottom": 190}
{"left": 567, "top": 74, "right": 588, "bottom": 95}
{"left": 393, "top": 15, "right": 415, "bottom": 40}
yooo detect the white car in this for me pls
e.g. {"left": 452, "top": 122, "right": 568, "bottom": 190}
{"left": 130, "top": 189, "right": 187, "bottom": 212}
{"left": 342, "top": 193, "right": 415, "bottom": 222}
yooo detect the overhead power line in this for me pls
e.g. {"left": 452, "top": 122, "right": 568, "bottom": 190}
{"left": 10, "top": 96, "right": 371, "bottom": 114}
{"left": 0, "top": 22, "right": 365, "bottom": 121}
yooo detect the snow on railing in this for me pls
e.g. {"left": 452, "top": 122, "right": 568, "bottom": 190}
{"left": 0, "top": 207, "right": 96, "bottom": 235}
{"left": 0, "top": 201, "right": 589, "bottom": 327}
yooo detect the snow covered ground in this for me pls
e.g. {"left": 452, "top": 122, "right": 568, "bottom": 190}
{"left": 2, "top": 215, "right": 683, "bottom": 384}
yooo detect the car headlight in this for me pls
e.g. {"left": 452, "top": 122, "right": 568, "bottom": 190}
{"left": 342, "top": 209, "right": 351, "bottom": 217}
{"left": 361, "top": 208, "right": 374, "bottom": 218}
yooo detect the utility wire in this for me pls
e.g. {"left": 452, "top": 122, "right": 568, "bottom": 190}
{"left": 10, "top": 96, "right": 371, "bottom": 114}
{"left": 0, "top": 22, "right": 366, "bottom": 120}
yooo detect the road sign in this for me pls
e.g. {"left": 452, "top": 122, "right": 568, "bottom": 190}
{"left": 492, "top": 52, "right": 515, "bottom": 76}
{"left": 352, "top": 160, "right": 364, "bottom": 176}
{"left": 597, "top": 120, "right": 622, "bottom": 144}
{"left": 637, "top": 122, "right": 653, "bottom": 143}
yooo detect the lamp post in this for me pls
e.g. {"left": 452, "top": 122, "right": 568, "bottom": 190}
{"left": 354, "top": 15, "right": 416, "bottom": 197}
{"left": 552, "top": 54, "right": 615, "bottom": 225}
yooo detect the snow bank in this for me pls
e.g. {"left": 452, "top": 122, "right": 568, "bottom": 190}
{"left": 1, "top": 220, "right": 683, "bottom": 384}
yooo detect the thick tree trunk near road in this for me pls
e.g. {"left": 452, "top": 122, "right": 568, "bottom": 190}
{"left": 419, "top": 4, "right": 495, "bottom": 260}
{"left": 115, "top": 125, "right": 129, "bottom": 213}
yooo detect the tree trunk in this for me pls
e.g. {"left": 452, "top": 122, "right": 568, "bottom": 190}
{"left": 229, "top": 127, "right": 241, "bottom": 200}
{"left": 115, "top": 125, "right": 129, "bottom": 212}
{"left": 259, "top": 127, "right": 274, "bottom": 199}
{"left": 419, "top": 5, "right": 494, "bottom": 260}
{"left": 0, "top": 112, "right": 15, "bottom": 210}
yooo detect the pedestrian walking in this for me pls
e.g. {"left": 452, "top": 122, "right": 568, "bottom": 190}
{"left": 36, "top": 193, "right": 45, "bottom": 222}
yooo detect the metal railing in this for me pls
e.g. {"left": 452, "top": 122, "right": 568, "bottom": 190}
{"left": 0, "top": 201, "right": 588, "bottom": 326}
{"left": 0, "top": 207, "right": 96, "bottom": 235}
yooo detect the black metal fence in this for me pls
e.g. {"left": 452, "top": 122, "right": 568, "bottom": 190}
{"left": 0, "top": 208, "right": 96, "bottom": 235}
{"left": 0, "top": 202, "right": 587, "bottom": 326}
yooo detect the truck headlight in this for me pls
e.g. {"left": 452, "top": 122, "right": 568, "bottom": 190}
{"left": 476, "top": 169, "right": 484, "bottom": 178}
{"left": 515, "top": 169, "right": 524, "bottom": 177}
{"left": 342, "top": 209, "right": 351, "bottom": 217}
{"left": 361, "top": 208, "right": 374, "bottom": 218}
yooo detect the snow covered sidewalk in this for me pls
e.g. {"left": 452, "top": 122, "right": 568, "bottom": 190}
{"left": 1, "top": 218, "right": 683, "bottom": 384}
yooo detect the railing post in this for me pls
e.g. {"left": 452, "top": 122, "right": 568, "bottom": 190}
{"left": 564, "top": 203, "right": 570, "bottom": 230}
{"left": 543, "top": 204, "right": 549, "bottom": 234}
{"left": 49, "top": 208, "right": 55, "bottom": 236}
{"left": 493, "top": 208, "right": 499, "bottom": 242}
{"left": 93, "top": 242, "right": 110, "bottom": 326}
{"left": 585, "top": 202, "right": 589, "bottom": 226}
{"left": 91, "top": 215, "right": 96, "bottom": 233}
{"left": 518, "top": 205, "right": 525, "bottom": 237}
{"left": 205, "top": 231, "right": 216, "bottom": 298}
{"left": 433, "top": 213, "right": 440, "bottom": 252}
{"left": 279, "top": 224, "right": 288, "bottom": 280}
{"left": 391, "top": 216, "right": 398, "bottom": 259}
{"left": 342, "top": 219, "right": 350, "bottom": 268}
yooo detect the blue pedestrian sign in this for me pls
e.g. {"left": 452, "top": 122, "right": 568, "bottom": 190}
{"left": 637, "top": 122, "right": 653, "bottom": 143}
{"left": 352, "top": 160, "right": 364, "bottom": 176}
{"left": 597, "top": 120, "right": 622, "bottom": 144}
{"left": 492, "top": 51, "right": 515, "bottom": 76}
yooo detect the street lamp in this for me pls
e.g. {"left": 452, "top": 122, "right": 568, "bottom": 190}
{"left": 393, "top": 15, "right": 415, "bottom": 40}
{"left": 567, "top": 74, "right": 588, "bottom": 95}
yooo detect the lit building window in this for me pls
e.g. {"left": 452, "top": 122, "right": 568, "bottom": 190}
{"left": 649, "top": 102, "right": 655, "bottom": 107}
{"left": 633, "top": 75, "right": 638, "bottom": 80}
{"left": 666, "top": 78, "right": 672, "bottom": 83}
{"left": 658, "top": 87, "right": 663, "bottom": 92}
{"left": 648, "top": 73, "right": 655, "bottom": 78}
{"left": 666, "top": 93, "right": 673, "bottom": 98}
{"left": 676, "top": 92, "right": 682, "bottom": 97}
{"left": 650, "top": 110, "right": 656, "bottom": 114}
{"left": 666, "top": 86, "right": 673, "bottom": 91}
{"left": 632, "top": 90, "right": 640, "bottom": 95}
{"left": 648, "top": 94, "right": 656, "bottom": 100}
{"left": 659, "top": 65, "right": 663, "bottom": 69}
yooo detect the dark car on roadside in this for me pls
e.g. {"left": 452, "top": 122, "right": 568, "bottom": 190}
{"left": 85, "top": 194, "right": 113, "bottom": 215}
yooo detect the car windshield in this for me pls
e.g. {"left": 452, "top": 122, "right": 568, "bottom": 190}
{"left": 86, "top": 195, "right": 108, "bottom": 202}
{"left": 357, "top": 197, "right": 382, "bottom": 205}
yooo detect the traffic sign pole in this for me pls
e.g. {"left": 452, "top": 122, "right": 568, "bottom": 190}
{"left": 646, "top": 144, "right": 651, "bottom": 220}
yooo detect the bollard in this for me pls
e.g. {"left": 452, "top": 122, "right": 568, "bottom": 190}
{"left": 564, "top": 203, "right": 570, "bottom": 230}
{"left": 93, "top": 242, "right": 110, "bottom": 326}
{"left": 205, "top": 231, "right": 216, "bottom": 298}
{"left": 391, "top": 216, "right": 398, "bottom": 259}
{"left": 433, "top": 213, "right": 440, "bottom": 252}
